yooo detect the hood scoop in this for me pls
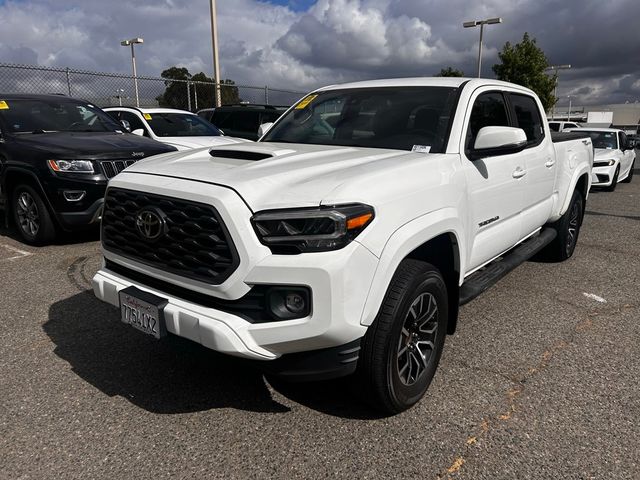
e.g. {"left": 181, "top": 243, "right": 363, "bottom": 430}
{"left": 209, "top": 149, "right": 273, "bottom": 161}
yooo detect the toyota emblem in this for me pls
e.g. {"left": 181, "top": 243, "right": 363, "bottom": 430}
{"left": 135, "top": 208, "right": 167, "bottom": 241}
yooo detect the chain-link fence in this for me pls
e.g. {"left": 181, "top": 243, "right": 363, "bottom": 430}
{"left": 0, "top": 62, "right": 306, "bottom": 111}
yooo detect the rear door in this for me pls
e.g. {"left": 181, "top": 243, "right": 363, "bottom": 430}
{"left": 507, "top": 92, "right": 555, "bottom": 235}
{"left": 461, "top": 89, "right": 525, "bottom": 271}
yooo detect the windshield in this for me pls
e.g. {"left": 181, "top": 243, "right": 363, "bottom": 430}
{"left": 584, "top": 131, "right": 618, "bottom": 149}
{"left": 0, "top": 98, "right": 121, "bottom": 133}
{"left": 262, "top": 86, "right": 459, "bottom": 153}
{"left": 145, "top": 112, "right": 221, "bottom": 137}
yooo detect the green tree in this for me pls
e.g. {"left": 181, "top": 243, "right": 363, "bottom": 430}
{"left": 156, "top": 66, "right": 240, "bottom": 110}
{"left": 435, "top": 67, "right": 464, "bottom": 77}
{"left": 492, "top": 32, "right": 557, "bottom": 111}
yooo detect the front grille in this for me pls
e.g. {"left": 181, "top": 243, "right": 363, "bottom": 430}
{"left": 102, "top": 188, "right": 239, "bottom": 284}
{"left": 100, "top": 159, "right": 138, "bottom": 179}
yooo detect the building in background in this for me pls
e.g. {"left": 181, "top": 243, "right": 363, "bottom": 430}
{"left": 551, "top": 103, "right": 640, "bottom": 133}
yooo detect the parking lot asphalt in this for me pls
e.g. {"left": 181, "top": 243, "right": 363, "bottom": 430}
{"left": 1, "top": 175, "right": 639, "bottom": 480}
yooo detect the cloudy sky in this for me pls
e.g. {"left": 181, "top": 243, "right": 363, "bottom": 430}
{"left": 0, "top": 0, "right": 639, "bottom": 106}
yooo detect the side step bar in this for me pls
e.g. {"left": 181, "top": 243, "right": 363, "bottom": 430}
{"left": 459, "top": 228, "right": 557, "bottom": 306}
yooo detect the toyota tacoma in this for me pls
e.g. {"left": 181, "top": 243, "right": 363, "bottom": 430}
{"left": 93, "top": 78, "right": 593, "bottom": 413}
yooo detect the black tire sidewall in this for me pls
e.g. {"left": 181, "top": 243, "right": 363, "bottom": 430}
{"left": 12, "top": 184, "right": 55, "bottom": 245}
{"left": 561, "top": 189, "right": 584, "bottom": 259}
{"left": 386, "top": 270, "right": 448, "bottom": 410}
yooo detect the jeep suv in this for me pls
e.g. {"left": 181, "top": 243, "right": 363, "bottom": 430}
{"left": 0, "top": 94, "right": 176, "bottom": 245}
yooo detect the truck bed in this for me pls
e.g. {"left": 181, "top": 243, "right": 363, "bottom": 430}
{"left": 551, "top": 131, "right": 592, "bottom": 143}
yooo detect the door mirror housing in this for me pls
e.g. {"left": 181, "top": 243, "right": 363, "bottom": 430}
{"left": 470, "top": 126, "right": 528, "bottom": 159}
{"left": 120, "top": 119, "right": 131, "bottom": 132}
{"left": 258, "top": 122, "right": 274, "bottom": 138}
{"left": 131, "top": 128, "right": 145, "bottom": 137}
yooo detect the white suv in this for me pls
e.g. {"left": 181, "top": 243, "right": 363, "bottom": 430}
{"left": 104, "top": 107, "right": 250, "bottom": 150}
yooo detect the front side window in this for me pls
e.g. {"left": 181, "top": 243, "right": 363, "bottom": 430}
{"left": 549, "top": 122, "right": 560, "bottom": 132}
{"left": 262, "top": 86, "right": 459, "bottom": 153}
{"left": 509, "top": 93, "right": 544, "bottom": 144}
{"left": 145, "top": 113, "right": 221, "bottom": 137}
{"left": 0, "top": 98, "right": 121, "bottom": 134}
{"left": 466, "top": 92, "right": 510, "bottom": 149}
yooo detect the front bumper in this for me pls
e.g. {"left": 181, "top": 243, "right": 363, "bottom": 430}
{"left": 591, "top": 163, "right": 618, "bottom": 187}
{"left": 93, "top": 239, "right": 378, "bottom": 361}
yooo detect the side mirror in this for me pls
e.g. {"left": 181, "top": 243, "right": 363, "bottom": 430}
{"left": 470, "top": 126, "right": 528, "bottom": 159}
{"left": 120, "top": 119, "right": 131, "bottom": 131}
{"left": 131, "top": 128, "right": 145, "bottom": 137}
{"left": 258, "top": 122, "right": 274, "bottom": 138}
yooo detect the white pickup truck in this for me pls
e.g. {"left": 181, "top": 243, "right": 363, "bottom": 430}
{"left": 92, "top": 78, "right": 593, "bottom": 413}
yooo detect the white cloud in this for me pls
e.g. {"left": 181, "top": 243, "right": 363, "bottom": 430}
{"left": 0, "top": 0, "right": 638, "bottom": 105}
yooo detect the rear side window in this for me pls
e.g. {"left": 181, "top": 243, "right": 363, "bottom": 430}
{"left": 509, "top": 93, "right": 544, "bottom": 144}
{"left": 548, "top": 122, "right": 560, "bottom": 132}
{"left": 466, "top": 92, "right": 510, "bottom": 149}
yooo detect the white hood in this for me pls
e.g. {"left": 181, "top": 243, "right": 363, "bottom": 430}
{"left": 127, "top": 142, "right": 450, "bottom": 211}
{"left": 593, "top": 148, "right": 620, "bottom": 160}
{"left": 160, "top": 135, "right": 251, "bottom": 151}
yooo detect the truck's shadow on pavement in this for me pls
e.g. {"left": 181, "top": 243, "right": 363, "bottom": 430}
{"left": 45, "top": 290, "right": 382, "bottom": 419}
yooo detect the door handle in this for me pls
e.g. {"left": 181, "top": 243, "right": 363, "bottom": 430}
{"left": 545, "top": 159, "right": 555, "bottom": 168}
{"left": 512, "top": 168, "right": 527, "bottom": 178}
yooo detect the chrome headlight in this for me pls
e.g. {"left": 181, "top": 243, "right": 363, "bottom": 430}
{"left": 593, "top": 159, "right": 615, "bottom": 167}
{"left": 48, "top": 159, "right": 95, "bottom": 173}
{"left": 251, "top": 204, "right": 375, "bottom": 254}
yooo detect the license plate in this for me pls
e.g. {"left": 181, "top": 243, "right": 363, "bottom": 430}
{"left": 119, "top": 286, "right": 167, "bottom": 339}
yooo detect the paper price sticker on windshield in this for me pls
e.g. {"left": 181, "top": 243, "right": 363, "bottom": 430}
{"left": 412, "top": 145, "right": 431, "bottom": 154}
{"left": 295, "top": 94, "right": 317, "bottom": 110}
{"left": 0, "top": 101, "right": 9, "bottom": 110}
{"left": 143, "top": 113, "right": 152, "bottom": 120}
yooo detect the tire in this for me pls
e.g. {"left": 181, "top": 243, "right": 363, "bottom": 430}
{"left": 12, "top": 184, "right": 56, "bottom": 245}
{"left": 605, "top": 165, "right": 620, "bottom": 191}
{"left": 541, "top": 189, "right": 584, "bottom": 262}
{"left": 621, "top": 160, "right": 635, "bottom": 183}
{"left": 358, "top": 259, "right": 448, "bottom": 414}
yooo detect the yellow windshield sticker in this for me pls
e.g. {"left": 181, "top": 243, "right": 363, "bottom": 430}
{"left": 143, "top": 113, "right": 152, "bottom": 120}
{"left": 0, "top": 100, "right": 8, "bottom": 110}
{"left": 295, "top": 94, "right": 317, "bottom": 110}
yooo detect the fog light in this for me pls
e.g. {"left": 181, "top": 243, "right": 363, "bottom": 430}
{"left": 285, "top": 293, "right": 306, "bottom": 314}
{"left": 267, "top": 287, "right": 311, "bottom": 320}
{"left": 63, "top": 190, "right": 86, "bottom": 202}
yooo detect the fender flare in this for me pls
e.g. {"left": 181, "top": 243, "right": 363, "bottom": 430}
{"left": 359, "top": 207, "right": 465, "bottom": 327}
{"left": 559, "top": 165, "right": 591, "bottom": 217}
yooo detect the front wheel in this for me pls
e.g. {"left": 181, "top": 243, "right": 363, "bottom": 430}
{"left": 621, "top": 160, "right": 635, "bottom": 183}
{"left": 358, "top": 259, "right": 448, "bottom": 414}
{"left": 12, "top": 184, "right": 56, "bottom": 245}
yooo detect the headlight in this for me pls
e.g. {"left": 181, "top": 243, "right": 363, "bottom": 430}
{"left": 251, "top": 204, "right": 374, "bottom": 253}
{"left": 593, "top": 159, "right": 615, "bottom": 167}
{"left": 48, "top": 159, "right": 95, "bottom": 173}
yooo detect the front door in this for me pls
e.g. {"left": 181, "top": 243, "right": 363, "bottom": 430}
{"left": 461, "top": 90, "right": 525, "bottom": 271}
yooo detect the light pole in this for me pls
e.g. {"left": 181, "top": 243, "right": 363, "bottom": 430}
{"left": 545, "top": 64, "right": 571, "bottom": 120}
{"left": 120, "top": 37, "right": 144, "bottom": 107}
{"left": 567, "top": 95, "right": 572, "bottom": 122}
{"left": 115, "top": 88, "right": 125, "bottom": 106}
{"left": 463, "top": 17, "right": 503, "bottom": 78}
{"left": 209, "top": 0, "right": 222, "bottom": 107}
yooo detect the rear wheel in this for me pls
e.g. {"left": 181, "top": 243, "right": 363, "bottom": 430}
{"left": 541, "top": 188, "right": 584, "bottom": 262}
{"left": 605, "top": 165, "right": 620, "bottom": 191}
{"left": 12, "top": 184, "right": 56, "bottom": 245}
{"left": 621, "top": 160, "right": 635, "bottom": 183}
{"left": 358, "top": 259, "right": 448, "bottom": 414}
